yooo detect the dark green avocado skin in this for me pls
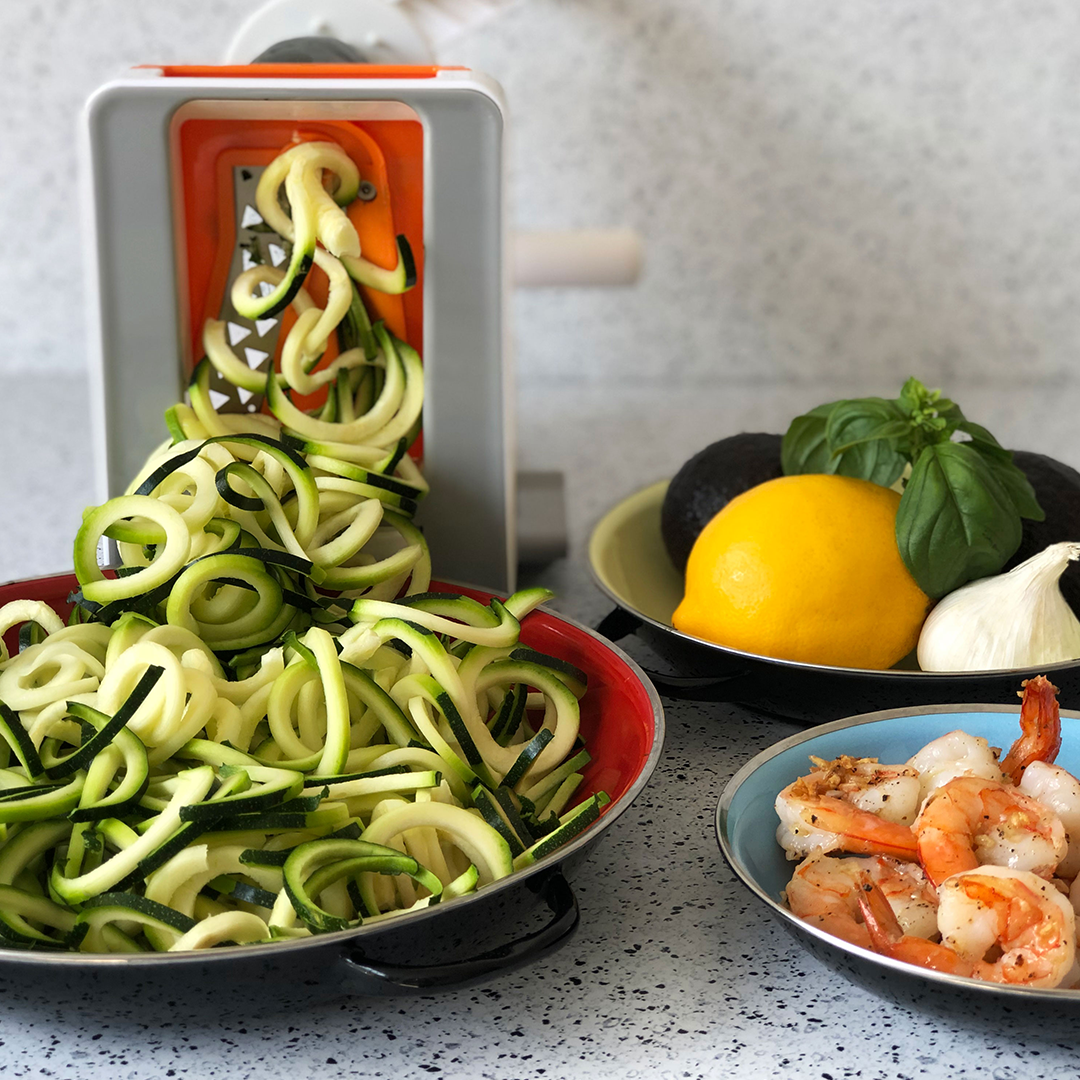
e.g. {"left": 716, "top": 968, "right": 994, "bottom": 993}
{"left": 661, "top": 433, "right": 784, "bottom": 572}
{"left": 1007, "top": 450, "right": 1080, "bottom": 617}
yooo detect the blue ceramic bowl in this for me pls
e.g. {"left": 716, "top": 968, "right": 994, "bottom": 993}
{"left": 716, "top": 704, "right": 1080, "bottom": 1005}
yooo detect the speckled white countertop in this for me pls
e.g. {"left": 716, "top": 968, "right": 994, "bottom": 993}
{"left": 0, "top": 374, "right": 1078, "bottom": 1079}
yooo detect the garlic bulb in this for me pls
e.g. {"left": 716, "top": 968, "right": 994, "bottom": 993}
{"left": 917, "top": 542, "right": 1080, "bottom": 672}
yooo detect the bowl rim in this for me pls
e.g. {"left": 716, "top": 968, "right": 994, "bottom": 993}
{"left": 589, "top": 480, "right": 1080, "bottom": 681}
{"left": 0, "top": 576, "right": 666, "bottom": 968}
{"left": 715, "top": 701, "right": 1080, "bottom": 1003}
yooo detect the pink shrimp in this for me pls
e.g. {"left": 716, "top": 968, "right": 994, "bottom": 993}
{"left": 775, "top": 757, "right": 921, "bottom": 863}
{"left": 785, "top": 852, "right": 937, "bottom": 949}
{"left": 912, "top": 775, "right": 1067, "bottom": 888}
{"left": 857, "top": 872, "right": 975, "bottom": 977}
{"left": 1000, "top": 675, "right": 1062, "bottom": 785}
{"left": 859, "top": 866, "right": 1076, "bottom": 988}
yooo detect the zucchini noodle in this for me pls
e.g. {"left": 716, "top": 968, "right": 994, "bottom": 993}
{"left": 0, "top": 138, "right": 608, "bottom": 953}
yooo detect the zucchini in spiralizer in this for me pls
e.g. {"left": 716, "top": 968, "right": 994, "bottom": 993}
{"left": 343, "top": 235, "right": 418, "bottom": 295}
{"left": 254, "top": 141, "right": 361, "bottom": 260}
{"left": 0, "top": 135, "right": 609, "bottom": 954}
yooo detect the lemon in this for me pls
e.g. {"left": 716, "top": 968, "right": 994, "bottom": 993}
{"left": 672, "top": 474, "right": 930, "bottom": 669}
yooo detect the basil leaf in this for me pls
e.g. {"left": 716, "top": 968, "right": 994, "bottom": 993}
{"left": 955, "top": 420, "right": 1011, "bottom": 463}
{"left": 824, "top": 398, "right": 909, "bottom": 486}
{"left": 781, "top": 402, "right": 841, "bottom": 475}
{"left": 952, "top": 423, "right": 1044, "bottom": 521}
{"left": 896, "top": 442, "right": 1022, "bottom": 598}
{"left": 982, "top": 456, "right": 1045, "bottom": 522}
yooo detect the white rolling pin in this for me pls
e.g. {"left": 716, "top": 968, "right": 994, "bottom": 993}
{"left": 512, "top": 228, "right": 643, "bottom": 287}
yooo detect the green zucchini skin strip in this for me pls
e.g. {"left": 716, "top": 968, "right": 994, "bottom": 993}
{"left": 75, "top": 892, "right": 196, "bottom": 952}
{"left": 360, "top": 803, "right": 513, "bottom": 889}
{"left": 0, "top": 883, "right": 78, "bottom": 947}
{"left": 342, "top": 663, "right": 415, "bottom": 747}
{"left": 489, "top": 684, "right": 527, "bottom": 746}
{"left": 283, "top": 837, "right": 440, "bottom": 931}
{"left": 510, "top": 647, "right": 588, "bottom": 698}
{"left": 342, "top": 235, "right": 418, "bottom": 295}
{"left": 47, "top": 665, "right": 161, "bottom": 780}
{"left": 165, "top": 554, "right": 294, "bottom": 651}
{"left": 179, "top": 768, "right": 304, "bottom": 823}
{"left": 473, "top": 659, "right": 582, "bottom": 781}
{"left": 0, "top": 702, "right": 45, "bottom": 780}
{"left": 132, "top": 444, "right": 204, "bottom": 500}
{"left": 512, "top": 794, "right": 609, "bottom": 870}
{"left": 265, "top": 325, "right": 422, "bottom": 446}
{"left": 501, "top": 728, "right": 555, "bottom": 790}
{"left": 67, "top": 726, "right": 149, "bottom": 823}
{"left": 337, "top": 280, "right": 379, "bottom": 359}
{"left": 74, "top": 496, "right": 191, "bottom": 605}
{"left": 472, "top": 787, "right": 526, "bottom": 857}
{"left": 203, "top": 433, "right": 319, "bottom": 548}
{"left": 234, "top": 160, "right": 316, "bottom": 319}
{"left": 351, "top": 596, "right": 519, "bottom": 649}
{"left": 50, "top": 766, "right": 215, "bottom": 905}
{"left": 0, "top": 774, "right": 85, "bottom": 824}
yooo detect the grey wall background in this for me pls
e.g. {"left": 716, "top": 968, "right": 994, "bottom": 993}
{"left": 3, "top": 0, "right": 1080, "bottom": 566}
{"left": 4, "top": 0, "right": 1080, "bottom": 391}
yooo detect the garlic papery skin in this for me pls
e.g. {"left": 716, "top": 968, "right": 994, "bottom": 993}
{"left": 917, "top": 542, "right": 1080, "bottom": 672}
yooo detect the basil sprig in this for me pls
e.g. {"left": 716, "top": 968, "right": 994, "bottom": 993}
{"left": 781, "top": 378, "right": 1043, "bottom": 599}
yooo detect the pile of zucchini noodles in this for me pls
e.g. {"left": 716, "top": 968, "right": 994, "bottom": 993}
{"left": 0, "top": 140, "right": 605, "bottom": 953}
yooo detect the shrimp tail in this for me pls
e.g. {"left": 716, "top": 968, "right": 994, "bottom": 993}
{"left": 856, "top": 870, "right": 905, "bottom": 948}
{"left": 800, "top": 801, "right": 919, "bottom": 861}
{"left": 1001, "top": 675, "right": 1062, "bottom": 784}
{"left": 857, "top": 873, "right": 975, "bottom": 976}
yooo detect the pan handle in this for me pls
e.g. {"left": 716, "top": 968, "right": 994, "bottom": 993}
{"left": 594, "top": 605, "right": 643, "bottom": 642}
{"left": 340, "top": 873, "right": 579, "bottom": 993}
{"left": 595, "top": 607, "right": 754, "bottom": 702}
{"left": 644, "top": 670, "right": 755, "bottom": 702}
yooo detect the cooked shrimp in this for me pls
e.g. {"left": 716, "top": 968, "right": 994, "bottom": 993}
{"left": 938, "top": 866, "right": 1076, "bottom": 987}
{"left": 785, "top": 852, "right": 937, "bottom": 947}
{"left": 907, "top": 730, "right": 1004, "bottom": 802}
{"left": 912, "top": 775, "right": 1067, "bottom": 887}
{"left": 1019, "top": 760, "right": 1080, "bottom": 881}
{"left": 857, "top": 874, "right": 976, "bottom": 977}
{"left": 874, "top": 855, "right": 940, "bottom": 938}
{"left": 775, "top": 758, "right": 920, "bottom": 862}
{"left": 801, "top": 755, "right": 922, "bottom": 825}
{"left": 786, "top": 853, "right": 874, "bottom": 948}
{"left": 1000, "top": 675, "right": 1062, "bottom": 785}
{"left": 860, "top": 865, "right": 1076, "bottom": 987}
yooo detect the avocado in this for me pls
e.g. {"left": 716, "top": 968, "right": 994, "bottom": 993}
{"left": 1005, "top": 450, "right": 1080, "bottom": 616}
{"left": 661, "top": 433, "right": 784, "bottom": 572}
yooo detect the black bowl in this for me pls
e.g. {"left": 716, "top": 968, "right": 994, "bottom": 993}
{"left": 589, "top": 481, "right": 1080, "bottom": 723}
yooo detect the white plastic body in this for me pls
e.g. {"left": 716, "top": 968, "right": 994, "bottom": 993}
{"left": 81, "top": 67, "right": 517, "bottom": 593}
